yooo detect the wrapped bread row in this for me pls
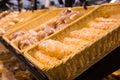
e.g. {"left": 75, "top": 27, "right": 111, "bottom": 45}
{"left": 9, "top": 8, "right": 82, "bottom": 50}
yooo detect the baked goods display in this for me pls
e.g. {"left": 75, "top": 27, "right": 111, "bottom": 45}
{"left": 0, "top": 3, "right": 120, "bottom": 80}
{"left": 0, "top": 11, "right": 24, "bottom": 36}
{"left": 8, "top": 8, "right": 82, "bottom": 50}
{"left": 27, "top": 17, "right": 119, "bottom": 71}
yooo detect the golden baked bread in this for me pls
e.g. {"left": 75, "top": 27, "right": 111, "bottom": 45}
{"left": 70, "top": 28, "right": 104, "bottom": 41}
{"left": 33, "top": 50, "right": 60, "bottom": 68}
{"left": 89, "top": 17, "right": 118, "bottom": 30}
{"left": 38, "top": 39, "right": 73, "bottom": 59}
{"left": 62, "top": 37, "right": 89, "bottom": 47}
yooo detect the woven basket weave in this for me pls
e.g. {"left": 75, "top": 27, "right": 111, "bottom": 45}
{"left": 24, "top": 3, "right": 120, "bottom": 80}
{"left": 3, "top": 6, "right": 96, "bottom": 53}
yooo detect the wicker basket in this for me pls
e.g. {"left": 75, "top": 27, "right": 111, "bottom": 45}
{"left": 3, "top": 6, "right": 97, "bottom": 53}
{"left": 24, "top": 3, "right": 120, "bottom": 80}
{"left": 0, "top": 10, "right": 46, "bottom": 52}
{"left": 2, "top": 10, "right": 47, "bottom": 32}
